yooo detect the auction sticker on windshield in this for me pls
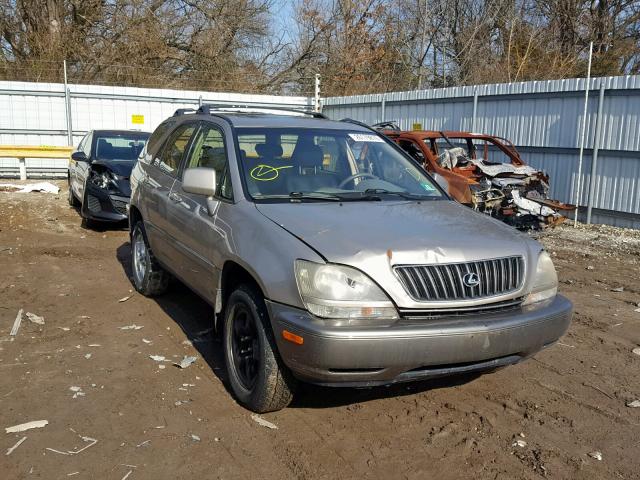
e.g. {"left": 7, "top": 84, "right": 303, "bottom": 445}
{"left": 348, "top": 133, "right": 385, "bottom": 143}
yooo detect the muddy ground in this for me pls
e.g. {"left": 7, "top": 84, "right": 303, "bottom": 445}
{"left": 1, "top": 181, "right": 639, "bottom": 480}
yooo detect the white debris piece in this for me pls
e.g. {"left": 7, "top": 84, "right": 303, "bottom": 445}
{"left": 10, "top": 309, "right": 23, "bottom": 336}
{"left": 84, "top": 353, "right": 92, "bottom": 360}
{"left": 142, "top": 338, "right": 152, "bottom": 344}
{"left": 511, "top": 190, "right": 556, "bottom": 217}
{"left": 118, "top": 295, "right": 132, "bottom": 303}
{"left": 633, "top": 347, "right": 640, "bottom": 356}
{"left": 149, "top": 355, "right": 166, "bottom": 362}
{"left": 121, "top": 471, "right": 133, "bottom": 480}
{"left": 512, "top": 439, "right": 527, "bottom": 448}
{"left": 5, "top": 420, "right": 48, "bottom": 433}
{"left": 174, "top": 356, "right": 197, "bottom": 369}
{"left": 0, "top": 182, "right": 60, "bottom": 194}
{"left": 46, "top": 434, "right": 98, "bottom": 455}
{"left": 119, "top": 324, "right": 143, "bottom": 330}
{"left": 626, "top": 400, "right": 640, "bottom": 408}
{"left": 191, "top": 434, "right": 200, "bottom": 442}
{"left": 70, "top": 386, "right": 85, "bottom": 398}
{"left": 588, "top": 451, "right": 603, "bottom": 461}
{"left": 5, "top": 436, "right": 27, "bottom": 456}
{"left": 251, "top": 414, "right": 278, "bottom": 430}
{"left": 26, "top": 312, "right": 45, "bottom": 325}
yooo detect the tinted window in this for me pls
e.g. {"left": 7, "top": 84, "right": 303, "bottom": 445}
{"left": 94, "top": 133, "right": 149, "bottom": 160}
{"left": 184, "top": 123, "right": 232, "bottom": 199}
{"left": 82, "top": 133, "right": 93, "bottom": 157}
{"left": 146, "top": 120, "right": 177, "bottom": 159}
{"left": 156, "top": 124, "right": 196, "bottom": 176}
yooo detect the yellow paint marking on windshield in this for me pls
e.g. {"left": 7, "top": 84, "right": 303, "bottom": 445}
{"left": 250, "top": 164, "right": 293, "bottom": 181}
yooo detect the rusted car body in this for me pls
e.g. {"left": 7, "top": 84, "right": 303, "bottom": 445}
{"left": 376, "top": 124, "right": 575, "bottom": 230}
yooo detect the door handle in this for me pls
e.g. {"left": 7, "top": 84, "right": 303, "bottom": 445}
{"left": 169, "top": 192, "right": 182, "bottom": 203}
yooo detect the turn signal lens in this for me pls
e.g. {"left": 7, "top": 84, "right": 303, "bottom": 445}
{"left": 282, "top": 330, "right": 304, "bottom": 345}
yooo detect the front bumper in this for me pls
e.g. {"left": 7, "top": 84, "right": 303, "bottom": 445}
{"left": 268, "top": 295, "right": 573, "bottom": 386}
{"left": 81, "top": 183, "right": 129, "bottom": 222}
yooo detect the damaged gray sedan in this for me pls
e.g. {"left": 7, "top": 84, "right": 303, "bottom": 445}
{"left": 128, "top": 106, "right": 573, "bottom": 412}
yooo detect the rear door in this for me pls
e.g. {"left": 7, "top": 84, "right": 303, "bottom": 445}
{"left": 164, "top": 121, "right": 233, "bottom": 302}
{"left": 143, "top": 122, "right": 198, "bottom": 268}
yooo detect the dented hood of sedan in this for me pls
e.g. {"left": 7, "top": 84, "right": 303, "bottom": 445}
{"left": 256, "top": 199, "right": 534, "bottom": 267}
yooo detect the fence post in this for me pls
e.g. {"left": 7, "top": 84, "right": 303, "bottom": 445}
{"left": 63, "top": 60, "right": 73, "bottom": 146}
{"left": 381, "top": 95, "right": 386, "bottom": 122}
{"left": 586, "top": 81, "right": 606, "bottom": 225}
{"left": 198, "top": 95, "right": 203, "bottom": 107}
{"left": 471, "top": 87, "right": 479, "bottom": 132}
{"left": 314, "top": 74, "right": 321, "bottom": 112}
{"left": 19, "top": 158, "right": 27, "bottom": 180}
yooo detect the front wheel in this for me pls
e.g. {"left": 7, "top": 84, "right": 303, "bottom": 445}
{"left": 223, "top": 285, "right": 296, "bottom": 412}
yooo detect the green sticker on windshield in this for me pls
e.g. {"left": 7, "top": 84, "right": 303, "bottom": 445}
{"left": 250, "top": 164, "right": 293, "bottom": 181}
{"left": 420, "top": 181, "right": 436, "bottom": 191}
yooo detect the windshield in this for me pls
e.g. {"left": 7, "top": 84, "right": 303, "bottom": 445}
{"left": 236, "top": 128, "right": 444, "bottom": 201}
{"left": 95, "top": 133, "right": 149, "bottom": 161}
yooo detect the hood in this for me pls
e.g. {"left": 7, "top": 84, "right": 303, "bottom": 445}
{"left": 92, "top": 159, "right": 136, "bottom": 178}
{"left": 256, "top": 199, "right": 539, "bottom": 308}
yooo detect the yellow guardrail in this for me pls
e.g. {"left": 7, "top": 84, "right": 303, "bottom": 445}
{"left": 0, "top": 145, "right": 73, "bottom": 180}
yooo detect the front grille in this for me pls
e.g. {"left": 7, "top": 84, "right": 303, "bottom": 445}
{"left": 399, "top": 297, "right": 524, "bottom": 320}
{"left": 394, "top": 256, "right": 524, "bottom": 301}
{"left": 111, "top": 198, "right": 128, "bottom": 215}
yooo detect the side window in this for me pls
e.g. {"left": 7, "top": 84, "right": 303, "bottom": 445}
{"left": 156, "top": 124, "right": 196, "bottom": 176}
{"left": 146, "top": 120, "right": 176, "bottom": 163}
{"left": 184, "top": 123, "right": 232, "bottom": 200}
{"left": 82, "top": 133, "right": 93, "bottom": 157}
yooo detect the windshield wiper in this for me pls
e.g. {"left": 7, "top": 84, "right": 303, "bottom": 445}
{"left": 363, "top": 188, "right": 434, "bottom": 200}
{"left": 288, "top": 192, "right": 344, "bottom": 202}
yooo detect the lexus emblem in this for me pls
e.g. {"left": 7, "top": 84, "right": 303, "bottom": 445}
{"left": 462, "top": 272, "right": 480, "bottom": 288}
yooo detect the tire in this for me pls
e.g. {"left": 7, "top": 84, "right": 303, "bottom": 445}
{"left": 68, "top": 182, "right": 80, "bottom": 207}
{"left": 130, "top": 221, "right": 170, "bottom": 296}
{"left": 223, "top": 284, "right": 296, "bottom": 412}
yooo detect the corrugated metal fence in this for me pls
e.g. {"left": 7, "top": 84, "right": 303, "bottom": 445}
{"left": 323, "top": 76, "right": 640, "bottom": 228}
{"left": 0, "top": 80, "right": 312, "bottom": 178}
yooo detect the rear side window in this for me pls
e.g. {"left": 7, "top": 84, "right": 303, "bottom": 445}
{"left": 143, "top": 120, "right": 176, "bottom": 164}
{"left": 156, "top": 124, "right": 197, "bottom": 176}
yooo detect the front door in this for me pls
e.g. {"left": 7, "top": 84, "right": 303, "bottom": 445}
{"left": 164, "top": 121, "right": 233, "bottom": 303}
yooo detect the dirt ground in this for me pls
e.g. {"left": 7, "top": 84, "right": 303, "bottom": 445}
{"left": 1, "top": 180, "right": 639, "bottom": 480}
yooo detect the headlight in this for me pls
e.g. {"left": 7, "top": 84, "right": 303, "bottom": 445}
{"left": 90, "top": 169, "right": 118, "bottom": 190}
{"left": 294, "top": 260, "right": 398, "bottom": 320}
{"left": 522, "top": 251, "right": 558, "bottom": 305}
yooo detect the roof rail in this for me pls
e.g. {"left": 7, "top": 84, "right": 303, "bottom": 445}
{"left": 173, "top": 108, "right": 197, "bottom": 116}
{"left": 197, "top": 104, "right": 327, "bottom": 119}
{"left": 339, "top": 118, "right": 372, "bottom": 129}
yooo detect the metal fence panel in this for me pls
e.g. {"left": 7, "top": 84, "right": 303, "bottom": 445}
{"left": 0, "top": 80, "right": 312, "bottom": 177}
{"left": 323, "top": 75, "right": 640, "bottom": 227}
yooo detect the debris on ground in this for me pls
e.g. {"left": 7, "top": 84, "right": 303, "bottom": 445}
{"left": 5, "top": 420, "right": 48, "bottom": 433}
{"left": 136, "top": 440, "right": 150, "bottom": 448}
{"left": 251, "top": 414, "right": 278, "bottom": 430}
{"left": 9, "top": 309, "right": 23, "bottom": 336}
{"left": 0, "top": 182, "right": 60, "bottom": 194}
{"left": 626, "top": 400, "right": 640, "bottom": 408}
{"left": 121, "top": 471, "right": 133, "bottom": 480}
{"left": 149, "top": 355, "right": 166, "bottom": 362}
{"left": 69, "top": 386, "right": 85, "bottom": 398}
{"left": 119, "top": 324, "right": 143, "bottom": 330}
{"left": 588, "top": 451, "right": 603, "bottom": 461}
{"left": 512, "top": 439, "right": 527, "bottom": 448}
{"left": 46, "top": 433, "right": 98, "bottom": 455}
{"left": 191, "top": 434, "right": 200, "bottom": 442}
{"left": 84, "top": 353, "right": 92, "bottom": 360}
{"left": 611, "top": 287, "right": 624, "bottom": 292}
{"left": 174, "top": 356, "right": 197, "bottom": 369}
{"left": 26, "top": 312, "right": 45, "bottom": 325}
{"left": 633, "top": 347, "right": 640, "bottom": 356}
{"left": 586, "top": 265, "right": 595, "bottom": 270}
{"left": 142, "top": 338, "right": 152, "bottom": 344}
{"left": 118, "top": 295, "right": 132, "bottom": 303}
{"left": 5, "top": 436, "right": 27, "bottom": 456}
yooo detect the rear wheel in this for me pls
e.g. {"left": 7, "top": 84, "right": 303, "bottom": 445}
{"left": 131, "top": 221, "right": 169, "bottom": 296}
{"left": 223, "top": 284, "right": 295, "bottom": 412}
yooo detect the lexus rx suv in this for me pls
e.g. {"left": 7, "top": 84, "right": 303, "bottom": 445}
{"left": 128, "top": 106, "right": 573, "bottom": 412}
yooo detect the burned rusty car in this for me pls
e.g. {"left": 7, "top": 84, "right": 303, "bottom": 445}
{"left": 375, "top": 123, "right": 575, "bottom": 230}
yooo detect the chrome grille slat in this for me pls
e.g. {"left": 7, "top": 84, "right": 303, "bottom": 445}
{"left": 394, "top": 256, "right": 524, "bottom": 302}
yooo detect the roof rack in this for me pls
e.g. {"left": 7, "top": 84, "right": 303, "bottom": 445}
{"left": 197, "top": 104, "right": 327, "bottom": 119}
{"left": 173, "top": 108, "right": 198, "bottom": 116}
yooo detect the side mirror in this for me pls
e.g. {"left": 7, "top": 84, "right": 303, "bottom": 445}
{"left": 182, "top": 167, "right": 217, "bottom": 197}
{"left": 71, "top": 151, "right": 89, "bottom": 162}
